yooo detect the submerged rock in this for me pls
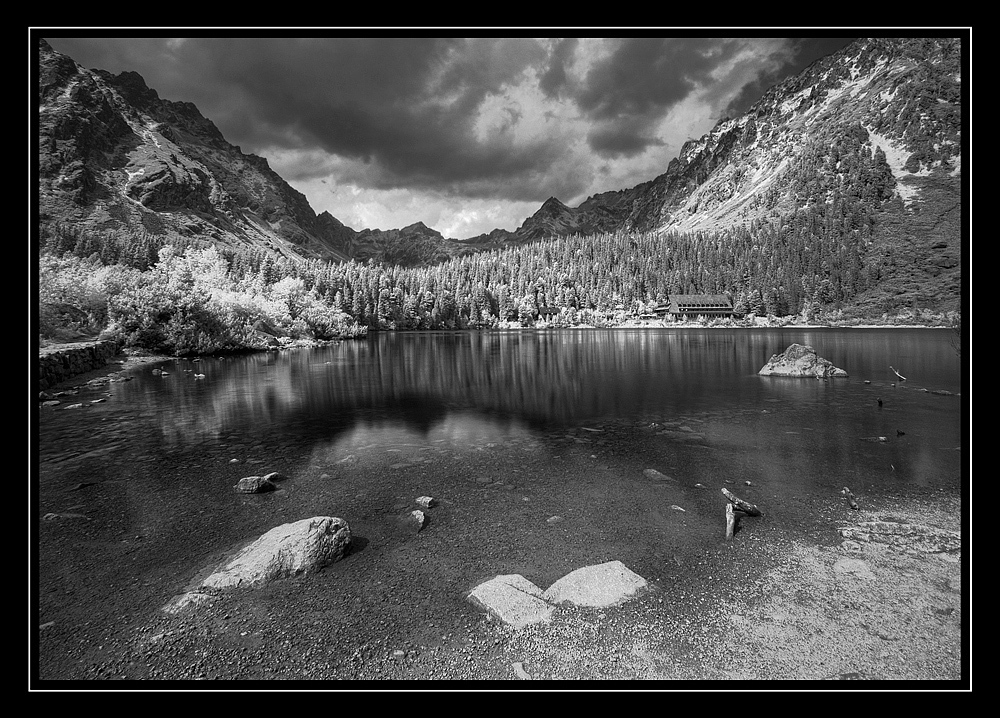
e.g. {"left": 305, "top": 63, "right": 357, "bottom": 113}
{"left": 643, "top": 468, "right": 674, "bottom": 482}
{"left": 758, "top": 343, "right": 848, "bottom": 378}
{"left": 838, "top": 520, "right": 960, "bottom": 553}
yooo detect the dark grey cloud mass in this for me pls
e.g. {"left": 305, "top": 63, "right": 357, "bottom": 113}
{"left": 40, "top": 33, "right": 860, "bottom": 234}
{"left": 570, "top": 38, "right": 739, "bottom": 157}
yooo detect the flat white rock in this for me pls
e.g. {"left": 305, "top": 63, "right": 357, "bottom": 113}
{"left": 467, "top": 574, "right": 555, "bottom": 629}
{"left": 542, "top": 560, "right": 648, "bottom": 608}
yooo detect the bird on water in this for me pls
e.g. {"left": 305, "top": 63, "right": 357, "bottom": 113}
{"left": 877, "top": 397, "right": 883, "bottom": 408}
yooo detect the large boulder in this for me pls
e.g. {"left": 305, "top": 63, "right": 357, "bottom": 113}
{"left": 758, "top": 343, "right": 848, "bottom": 378}
{"left": 201, "top": 516, "right": 351, "bottom": 589}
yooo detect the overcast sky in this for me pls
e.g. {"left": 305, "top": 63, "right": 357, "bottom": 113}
{"left": 43, "top": 35, "right": 858, "bottom": 239}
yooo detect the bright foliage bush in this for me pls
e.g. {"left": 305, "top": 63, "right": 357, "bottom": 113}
{"left": 41, "top": 245, "right": 367, "bottom": 354}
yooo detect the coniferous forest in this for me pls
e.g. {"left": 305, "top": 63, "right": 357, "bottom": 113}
{"left": 37, "top": 167, "right": 960, "bottom": 358}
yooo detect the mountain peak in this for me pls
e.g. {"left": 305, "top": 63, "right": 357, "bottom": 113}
{"left": 105, "top": 69, "right": 160, "bottom": 108}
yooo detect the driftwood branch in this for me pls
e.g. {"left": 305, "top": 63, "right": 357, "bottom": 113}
{"left": 722, "top": 488, "right": 763, "bottom": 541}
{"left": 889, "top": 365, "right": 907, "bottom": 381}
{"left": 721, "top": 488, "right": 763, "bottom": 517}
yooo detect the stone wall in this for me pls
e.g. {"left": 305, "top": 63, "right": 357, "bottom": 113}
{"left": 38, "top": 340, "right": 122, "bottom": 392}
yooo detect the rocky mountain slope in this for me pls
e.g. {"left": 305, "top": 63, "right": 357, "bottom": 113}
{"left": 39, "top": 38, "right": 352, "bottom": 263}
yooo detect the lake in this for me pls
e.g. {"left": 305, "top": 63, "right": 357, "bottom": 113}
{"left": 35, "top": 327, "right": 965, "bottom": 679}
{"left": 44, "top": 327, "right": 961, "bottom": 486}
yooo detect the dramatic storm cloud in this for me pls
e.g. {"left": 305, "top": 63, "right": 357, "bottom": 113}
{"left": 42, "top": 35, "right": 856, "bottom": 238}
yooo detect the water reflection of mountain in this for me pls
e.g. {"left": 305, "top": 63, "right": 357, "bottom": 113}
{"left": 117, "top": 329, "right": 960, "bottom": 447}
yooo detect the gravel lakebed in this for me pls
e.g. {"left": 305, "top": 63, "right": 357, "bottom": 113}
{"left": 35, "top": 353, "right": 966, "bottom": 687}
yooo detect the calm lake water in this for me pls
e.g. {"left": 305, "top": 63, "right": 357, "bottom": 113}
{"left": 36, "top": 327, "right": 965, "bottom": 678}
{"left": 56, "top": 328, "right": 960, "bottom": 462}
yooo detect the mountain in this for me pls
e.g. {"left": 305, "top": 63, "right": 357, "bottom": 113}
{"left": 461, "top": 194, "right": 628, "bottom": 246}
{"left": 609, "top": 37, "right": 961, "bottom": 236}
{"left": 38, "top": 38, "right": 354, "bottom": 263}
{"left": 494, "top": 37, "right": 962, "bottom": 239}
{"left": 344, "top": 221, "right": 475, "bottom": 266}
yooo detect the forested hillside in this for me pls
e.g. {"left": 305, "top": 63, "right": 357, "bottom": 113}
{"left": 39, "top": 192, "right": 959, "bottom": 356}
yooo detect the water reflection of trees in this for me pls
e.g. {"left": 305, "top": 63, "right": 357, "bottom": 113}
{"left": 118, "top": 330, "right": 766, "bottom": 444}
{"left": 116, "top": 329, "right": 960, "bottom": 449}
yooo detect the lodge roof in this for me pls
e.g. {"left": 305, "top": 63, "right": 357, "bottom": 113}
{"left": 668, "top": 294, "right": 734, "bottom": 312}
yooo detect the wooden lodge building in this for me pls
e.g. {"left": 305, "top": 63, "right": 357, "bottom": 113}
{"left": 657, "top": 294, "right": 737, "bottom": 320}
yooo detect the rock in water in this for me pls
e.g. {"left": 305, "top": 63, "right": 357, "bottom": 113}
{"left": 201, "top": 516, "right": 351, "bottom": 589}
{"left": 758, "top": 343, "right": 848, "bottom": 378}
{"left": 410, "top": 510, "right": 427, "bottom": 531}
{"left": 234, "top": 476, "right": 276, "bottom": 493}
{"left": 643, "top": 469, "right": 673, "bottom": 482}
